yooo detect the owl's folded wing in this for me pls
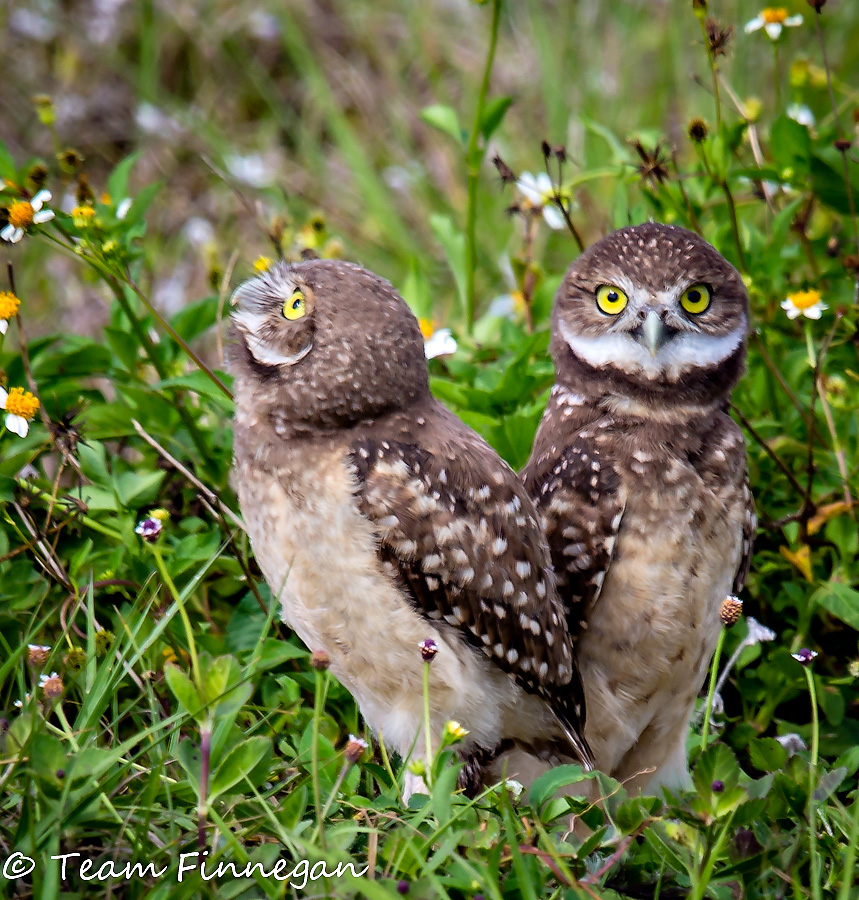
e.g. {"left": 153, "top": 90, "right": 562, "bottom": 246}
{"left": 349, "top": 436, "right": 591, "bottom": 767}
{"left": 522, "top": 440, "right": 626, "bottom": 635}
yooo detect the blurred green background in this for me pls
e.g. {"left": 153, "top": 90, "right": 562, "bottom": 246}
{"left": 3, "top": 0, "right": 858, "bottom": 332}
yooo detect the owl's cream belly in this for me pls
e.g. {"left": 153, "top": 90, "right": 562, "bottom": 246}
{"left": 234, "top": 448, "right": 546, "bottom": 764}
{"left": 578, "top": 478, "right": 743, "bottom": 788}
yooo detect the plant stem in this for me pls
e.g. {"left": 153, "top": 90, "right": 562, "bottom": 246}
{"left": 773, "top": 40, "right": 781, "bottom": 110}
{"left": 423, "top": 660, "right": 434, "bottom": 789}
{"left": 804, "top": 666, "right": 823, "bottom": 900}
{"left": 701, "top": 627, "right": 726, "bottom": 751}
{"left": 464, "top": 0, "right": 501, "bottom": 331}
{"left": 312, "top": 666, "right": 326, "bottom": 849}
{"left": 198, "top": 720, "right": 212, "bottom": 851}
{"left": 151, "top": 544, "right": 200, "bottom": 690}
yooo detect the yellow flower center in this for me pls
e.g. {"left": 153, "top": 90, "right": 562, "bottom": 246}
{"left": 253, "top": 255, "right": 272, "bottom": 273}
{"left": 762, "top": 7, "right": 789, "bottom": 24}
{"left": 5, "top": 386, "right": 40, "bottom": 420}
{"left": 788, "top": 289, "right": 822, "bottom": 310}
{"left": 419, "top": 318, "right": 434, "bottom": 338}
{"left": 72, "top": 205, "right": 95, "bottom": 224}
{"left": 7, "top": 200, "right": 35, "bottom": 230}
{"left": 0, "top": 291, "right": 20, "bottom": 319}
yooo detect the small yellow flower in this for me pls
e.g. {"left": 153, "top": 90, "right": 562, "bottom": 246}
{"left": 745, "top": 8, "right": 803, "bottom": 39}
{"left": 782, "top": 288, "right": 827, "bottom": 320}
{"left": 443, "top": 720, "right": 469, "bottom": 743}
{"left": 253, "top": 255, "right": 273, "bottom": 273}
{"left": 1, "top": 386, "right": 40, "bottom": 437}
{"left": 1, "top": 190, "right": 54, "bottom": 243}
{"left": 780, "top": 544, "right": 813, "bottom": 581}
{"left": 72, "top": 205, "right": 96, "bottom": 228}
{"left": 0, "top": 290, "right": 20, "bottom": 335}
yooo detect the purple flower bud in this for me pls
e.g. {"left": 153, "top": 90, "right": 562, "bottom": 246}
{"left": 712, "top": 780, "right": 725, "bottom": 793}
{"left": 791, "top": 648, "right": 818, "bottom": 666}
{"left": 419, "top": 638, "right": 438, "bottom": 663}
{"left": 396, "top": 880, "right": 409, "bottom": 895}
{"left": 135, "top": 517, "right": 163, "bottom": 543}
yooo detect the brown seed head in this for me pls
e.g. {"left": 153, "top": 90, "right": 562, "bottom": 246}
{"left": 720, "top": 595, "right": 743, "bottom": 628}
{"left": 40, "top": 671, "right": 64, "bottom": 700}
{"left": 688, "top": 118, "right": 709, "bottom": 143}
{"left": 705, "top": 18, "right": 733, "bottom": 58}
{"left": 344, "top": 734, "right": 369, "bottom": 764}
{"left": 834, "top": 138, "right": 853, "bottom": 152}
{"left": 843, "top": 254, "right": 859, "bottom": 274}
{"left": 310, "top": 649, "right": 330, "bottom": 670}
{"left": 27, "top": 644, "right": 51, "bottom": 668}
{"left": 419, "top": 638, "right": 438, "bottom": 663}
{"left": 492, "top": 155, "right": 517, "bottom": 185}
{"left": 806, "top": 0, "right": 827, "bottom": 11}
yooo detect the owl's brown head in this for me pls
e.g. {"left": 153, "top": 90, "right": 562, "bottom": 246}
{"left": 229, "top": 260, "right": 430, "bottom": 429}
{"left": 551, "top": 223, "right": 748, "bottom": 406}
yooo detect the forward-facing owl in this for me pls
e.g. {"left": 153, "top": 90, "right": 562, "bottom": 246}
{"left": 522, "top": 223, "right": 754, "bottom": 793}
{"left": 229, "top": 259, "right": 591, "bottom": 797}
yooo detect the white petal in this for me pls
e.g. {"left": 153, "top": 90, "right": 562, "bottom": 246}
{"left": 6, "top": 414, "right": 29, "bottom": 437}
{"left": 803, "top": 305, "right": 823, "bottom": 319}
{"left": 517, "top": 173, "right": 543, "bottom": 204}
{"left": 744, "top": 16, "right": 764, "bottom": 32}
{"left": 785, "top": 15, "right": 803, "bottom": 27}
{"left": 535, "top": 172, "right": 553, "bottom": 195}
{"left": 424, "top": 328, "right": 457, "bottom": 359}
{"left": 0, "top": 320, "right": 7, "bottom": 335}
{"left": 116, "top": 198, "right": 133, "bottom": 219}
{"left": 32, "top": 210, "right": 54, "bottom": 224}
{"left": 32, "top": 189, "right": 52, "bottom": 206}
{"left": 10, "top": 228, "right": 24, "bottom": 243}
{"left": 0, "top": 386, "right": 8, "bottom": 406}
{"left": 542, "top": 204, "right": 566, "bottom": 230}
{"left": 745, "top": 617, "right": 776, "bottom": 644}
{"left": 1, "top": 224, "right": 16, "bottom": 242}
{"left": 487, "top": 294, "right": 516, "bottom": 319}
{"left": 788, "top": 104, "right": 815, "bottom": 127}
{"left": 764, "top": 22, "right": 783, "bottom": 39}
{"left": 785, "top": 306, "right": 801, "bottom": 319}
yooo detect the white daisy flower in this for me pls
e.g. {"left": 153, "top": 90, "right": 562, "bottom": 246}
{"left": 1, "top": 190, "right": 55, "bottom": 243}
{"left": 0, "top": 385, "right": 40, "bottom": 438}
{"left": 14, "top": 694, "right": 32, "bottom": 708}
{"left": 420, "top": 320, "right": 457, "bottom": 359}
{"left": 788, "top": 104, "right": 815, "bottom": 128}
{"left": 116, "top": 198, "right": 133, "bottom": 220}
{"left": 516, "top": 172, "right": 566, "bottom": 230}
{"left": 781, "top": 289, "right": 827, "bottom": 320}
{"left": 745, "top": 8, "right": 803, "bottom": 40}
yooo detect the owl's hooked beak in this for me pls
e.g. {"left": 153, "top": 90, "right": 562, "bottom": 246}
{"left": 636, "top": 310, "right": 675, "bottom": 357}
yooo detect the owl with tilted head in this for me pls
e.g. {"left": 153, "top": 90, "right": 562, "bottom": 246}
{"left": 522, "top": 223, "right": 755, "bottom": 793}
{"left": 229, "top": 259, "right": 591, "bottom": 799}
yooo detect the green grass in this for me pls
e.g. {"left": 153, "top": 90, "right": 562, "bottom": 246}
{"left": 1, "top": 0, "right": 859, "bottom": 897}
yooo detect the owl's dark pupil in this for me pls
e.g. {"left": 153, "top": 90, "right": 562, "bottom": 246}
{"left": 292, "top": 299, "right": 302, "bottom": 309}
{"left": 688, "top": 290, "right": 701, "bottom": 302}
{"left": 607, "top": 291, "right": 619, "bottom": 302}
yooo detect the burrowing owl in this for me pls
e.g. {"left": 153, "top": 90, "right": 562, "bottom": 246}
{"left": 521, "top": 223, "right": 754, "bottom": 792}
{"left": 229, "top": 259, "right": 591, "bottom": 796}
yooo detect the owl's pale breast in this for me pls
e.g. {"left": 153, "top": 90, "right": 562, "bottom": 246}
{"left": 578, "top": 440, "right": 745, "bottom": 776}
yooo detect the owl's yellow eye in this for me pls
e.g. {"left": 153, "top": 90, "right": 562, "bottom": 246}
{"left": 680, "top": 283, "right": 712, "bottom": 315}
{"left": 283, "top": 289, "right": 307, "bottom": 320}
{"left": 595, "top": 285, "right": 629, "bottom": 315}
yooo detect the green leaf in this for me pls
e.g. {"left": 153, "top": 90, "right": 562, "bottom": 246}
{"left": 429, "top": 214, "right": 467, "bottom": 316}
{"left": 164, "top": 663, "right": 203, "bottom": 720}
{"left": 171, "top": 295, "right": 219, "bottom": 342}
{"left": 528, "top": 764, "right": 589, "bottom": 811}
{"left": 0, "top": 140, "right": 18, "bottom": 182}
{"left": 29, "top": 734, "right": 67, "bottom": 783}
{"left": 749, "top": 737, "right": 788, "bottom": 772}
{"left": 479, "top": 96, "right": 513, "bottom": 140}
{"left": 770, "top": 115, "right": 811, "bottom": 176}
{"left": 107, "top": 152, "right": 141, "bottom": 203}
{"left": 209, "top": 735, "right": 272, "bottom": 800}
{"left": 420, "top": 104, "right": 464, "bottom": 144}
{"left": 812, "top": 582, "right": 859, "bottom": 631}
{"left": 177, "top": 739, "right": 202, "bottom": 791}
{"left": 813, "top": 766, "right": 847, "bottom": 802}
{"left": 693, "top": 742, "right": 740, "bottom": 797}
